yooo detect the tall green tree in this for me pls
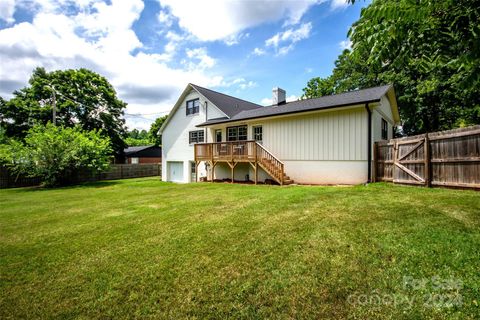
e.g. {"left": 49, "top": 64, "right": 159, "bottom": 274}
{"left": 125, "top": 129, "right": 151, "bottom": 147}
{"left": 0, "top": 67, "right": 127, "bottom": 154}
{"left": 149, "top": 115, "right": 168, "bottom": 146}
{"left": 304, "top": 0, "right": 480, "bottom": 135}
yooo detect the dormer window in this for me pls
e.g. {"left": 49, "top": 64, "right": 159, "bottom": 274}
{"left": 186, "top": 98, "right": 200, "bottom": 116}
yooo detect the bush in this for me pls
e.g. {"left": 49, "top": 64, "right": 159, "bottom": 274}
{"left": 0, "top": 124, "right": 112, "bottom": 187}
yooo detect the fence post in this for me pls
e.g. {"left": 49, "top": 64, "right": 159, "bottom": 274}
{"left": 424, "top": 133, "right": 431, "bottom": 187}
{"left": 372, "top": 142, "right": 378, "bottom": 183}
{"left": 392, "top": 140, "right": 398, "bottom": 184}
{"left": 120, "top": 165, "right": 124, "bottom": 179}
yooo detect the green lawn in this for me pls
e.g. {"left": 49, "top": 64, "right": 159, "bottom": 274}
{"left": 0, "top": 178, "right": 479, "bottom": 319}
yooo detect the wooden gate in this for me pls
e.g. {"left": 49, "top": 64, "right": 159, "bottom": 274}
{"left": 375, "top": 134, "right": 429, "bottom": 185}
{"left": 374, "top": 126, "right": 480, "bottom": 189}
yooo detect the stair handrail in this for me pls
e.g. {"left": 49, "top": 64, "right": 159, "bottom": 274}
{"left": 254, "top": 142, "right": 284, "bottom": 165}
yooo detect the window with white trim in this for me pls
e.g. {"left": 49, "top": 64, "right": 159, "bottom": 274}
{"left": 227, "top": 125, "right": 247, "bottom": 141}
{"left": 189, "top": 130, "right": 204, "bottom": 144}
{"left": 186, "top": 99, "right": 200, "bottom": 116}
{"left": 253, "top": 126, "right": 262, "bottom": 141}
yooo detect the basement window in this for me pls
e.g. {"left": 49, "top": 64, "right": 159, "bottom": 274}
{"left": 189, "top": 130, "right": 204, "bottom": 144}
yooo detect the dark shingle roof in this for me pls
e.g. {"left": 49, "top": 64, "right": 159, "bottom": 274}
{"left": 197, "top": 85, "right": 392, "bottom": 126}
{"left": 190, "top": 83, "right": 262, "bottom": 117}
{"left": 124, "top": 146, "right": 156, "bottom": 156}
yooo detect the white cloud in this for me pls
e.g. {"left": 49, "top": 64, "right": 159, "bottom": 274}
{"left": 252, "top": 47, "right": 266, "bottom": 56}
{"left": 184, "top": 47, "right": 216, "bottom": 70}
{"left": 0, "top": 0, "right": 223, "bottom": 130}
{"left": 158, "top": 0, "right": 323, "bottom": 42}
{"left": 339, "top": 39, "right": 352, "bottom": 50}
{"left": 331, "top": 0, "right": 349, "bottom": 10}
{"left": 261, "top": 94, "right": 298, "bottom": 105}
{"left": 157, "top": 9, "right": 173, "bottom": 27}
{"left": 210, "top": 77, "right": 257, "bottom": 91}
{"left": 265, "top": 22, "right": 312, "bottom": 55}
{"left": 223, "top": 32, "right": 249, "bottom": 46}
{"left": 0, "top": 0, "right": 16, "bottom": 23}
{"left": 238, "top": 80, "right": 257, "bottom": 90}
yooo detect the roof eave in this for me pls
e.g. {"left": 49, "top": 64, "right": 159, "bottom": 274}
{"left": 386, "top": 85, "right": 401, "bottom": 124}
{"left": 159, "top": 83, "right": 193, "bottom": 134}
{"left": 196, "top": 99, "right": 381, "bottom": 127}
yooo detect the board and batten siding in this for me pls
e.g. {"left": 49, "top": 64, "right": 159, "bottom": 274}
{"left": 257, "top": 106, "right": 369, "bottom": 184}
{"left": 262, "top": 106, "right": 368, "bottom": 161}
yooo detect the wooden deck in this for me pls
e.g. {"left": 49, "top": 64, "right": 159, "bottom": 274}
{"left": 194, "top": 141, "right": 293, "bottom": 185}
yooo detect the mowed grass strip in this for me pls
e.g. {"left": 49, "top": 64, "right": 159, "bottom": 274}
{"left": 0, "top": 178, "right": 479, "bottom": 319}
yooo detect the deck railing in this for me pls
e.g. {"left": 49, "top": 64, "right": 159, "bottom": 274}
{"left": 255, "top": 143, "right": 284, "bottom": 183}
{"left": 194, "top": 140, "right": 285, "bottom": 184}
{"left": 194, "top": 141, "right": 257, "bottom": 162}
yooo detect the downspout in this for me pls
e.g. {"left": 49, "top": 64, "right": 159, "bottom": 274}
{"left": 365, "top": 103, "right": 372, "bottom": 183}
{"left": 204, "top": 101, "right": 208, "bottom": 142}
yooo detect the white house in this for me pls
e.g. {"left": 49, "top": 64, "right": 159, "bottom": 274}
{"left": 160, "top": 83, "right": 400, "bottom": 185}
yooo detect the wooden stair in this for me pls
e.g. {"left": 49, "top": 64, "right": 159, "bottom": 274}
{"left": 256, "top": 144, "right": 294, "bottom": 185}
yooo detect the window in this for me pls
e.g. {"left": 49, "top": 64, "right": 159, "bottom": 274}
{"left": 190, "top": 162, "right": 196, "bottom": 182}
{"left": 186, "top": 98, "right": 200, "bottom": 115}
{"left": 227, "top": 125, "right": 247, "bottom": 141}
{"left": 189, "top": 130, "right": 204, "bottom": 144}
{"left": 215, "top": 129, "right": 222, "bottom": 142}
{"left": 253, "top": 126, "right": 262, "bottom": 141}
{"left": 131, "top": 157, "right": 139, "bottom": 164}
{"left": 381, "top": 118, "right": 388, "bottom": 140}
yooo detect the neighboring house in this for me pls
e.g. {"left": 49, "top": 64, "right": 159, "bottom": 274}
{"left": 124, "top": 146, "right": 162, "bottom": 164}
{"left": 160, "top": 83, "right": 400, "bottom": 185}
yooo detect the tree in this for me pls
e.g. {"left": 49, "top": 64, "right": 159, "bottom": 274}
{"left": 0, "top": 67, "right": 127, "bottom": 154}
{"left": 303, "top": 0, "right": 480, "bottom": 135}
{"left": 149, "top": 115, "right": 168, "bottom": 146}
{"left": 125, "top": 129, "right": 151, "bottom": 146}
{"left": 0, "top": 124, "right": 112, "bottom": 187}
{"left": 302, "top": 76, "right": 335, "bottom": 99}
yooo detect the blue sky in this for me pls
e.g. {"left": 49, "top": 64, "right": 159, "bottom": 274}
{"left": 0, "top": 0, "right": 370, "bottom": 129}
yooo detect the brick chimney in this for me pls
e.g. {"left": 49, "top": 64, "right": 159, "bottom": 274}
{"left": 272, "top": 87, "right": 286, "bottom": 106}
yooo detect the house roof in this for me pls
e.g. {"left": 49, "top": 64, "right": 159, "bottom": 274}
{"left": 159, "top": 83, "right": 263, "bottom": 134}
{"left": 197, "top": 84, "right": 395, "bottom": 126}
{"left": 189, "top": 83, "right": 262, "bottom": 117}
{"left": 124, "top": 145, "right": 160, "bottom": 156}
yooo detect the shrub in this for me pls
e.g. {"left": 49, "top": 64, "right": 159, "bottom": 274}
{"left": 0, "top": 124, "right": 112, "bottom": 187}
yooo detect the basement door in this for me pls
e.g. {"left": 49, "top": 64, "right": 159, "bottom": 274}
{"left": 168, "top": 161, "right": 184, "bottom": 182}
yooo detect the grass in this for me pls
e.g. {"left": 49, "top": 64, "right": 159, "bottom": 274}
{"left": 0, "top": 178, "right": 479, "bottom": 319}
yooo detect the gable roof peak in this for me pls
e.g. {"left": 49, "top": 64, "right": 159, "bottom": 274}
{"left": 189, "top": 83, "right": 262, "bottom": 118}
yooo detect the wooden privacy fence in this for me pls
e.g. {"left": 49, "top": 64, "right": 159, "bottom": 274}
{"left": 0, "top": 163, "right": 161, "bottom": 189}
{"left": 374, "top": 125, "right": 480, "bottom": 189}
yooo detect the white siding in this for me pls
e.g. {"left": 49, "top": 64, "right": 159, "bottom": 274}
{"left": 377, "top": 96, "right": 394, "bottom": 123}
{"left": 261, "top": 106, "right": 368, "bottom": 161}
{"left": 162, "top": 89, "right": 208, "bottom": 182}
{"left": 206, "top": 102, "right": 226, "bottom": 120}
{"left": 207, "top": 106, "right": 371, "bottom": 184}
{"left": 284, "top": 160, "right": 367, "bottom": 185}
{"left": 372, "top": 97, "right": 395, "bottom": 142}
